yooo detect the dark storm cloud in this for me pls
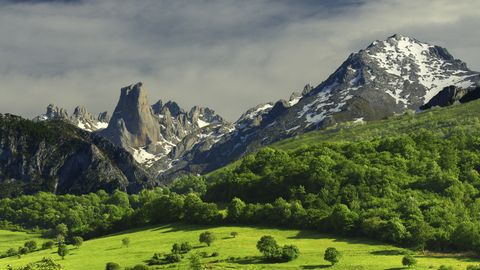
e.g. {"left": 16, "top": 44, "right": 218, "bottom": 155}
{"left": 0, "top": 0, "right": 479, "bottom": 121}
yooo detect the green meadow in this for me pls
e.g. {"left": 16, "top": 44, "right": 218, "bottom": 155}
{"left": 0, "top": 224, "right": 479, "bottom": 270}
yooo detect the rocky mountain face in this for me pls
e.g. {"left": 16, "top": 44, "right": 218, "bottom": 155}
{"left": 0, "top": 114, "right": 154, "bottom": 198}
{"left": 421, "top": 85, "right": 480, "bottom": 109}
{"left": 35, "top": 104, "right": 109, "bottom": 132}
{"left": 159, "top": 35, "right": 480, "bottom": 178}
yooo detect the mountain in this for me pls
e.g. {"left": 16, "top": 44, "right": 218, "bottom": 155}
{"left": 159, "top": 34, "right": 480, "bottom": 178}
{"left": 31, "top": 34, "right": 480, "bottom": 182}
{"left": 35, "top": 104, "right": 109, "bottom": 132}
{"left": 0, "top": 114, "right": 154, "bottom": 198}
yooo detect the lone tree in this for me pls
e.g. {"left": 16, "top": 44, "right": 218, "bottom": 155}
{"left": 72, "top": 236, "right": 83, "bottom": 249}
{"left": 105, "top": 262, "right": 121, "bottom": 270}
{"left": 256, "top": 235, "right": 280, "bottom": 259}
{"left": 57, "top": 244, "right": 69, "bottom": 260}
{"left": 122, "top": 237, "right": 130, "bottom": 248}
{"left": 324, "top": 247, "right": 340, "bottom": 265}
{"left": 402, "top": 254, "right": 417, "bottom": 268}
{"left": 230, "top": 232, "right": 238, "bottom": 238}
{"left": 199, "top": 231, "right": 216, "bottom": 246}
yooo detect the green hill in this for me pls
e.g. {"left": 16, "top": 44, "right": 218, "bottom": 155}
{"left": 0, "top": 224, "right": 478, "bottom": 270}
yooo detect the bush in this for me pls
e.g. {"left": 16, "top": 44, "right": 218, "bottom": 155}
{"left": 165, "top": 253, "right": 182, "bottom": 263}
{"left": 281, "top": 245, "right": 300, "bottom": 262}
{"left": 324, "top": 247, "right": 340, "bottom": 265}
{"left": 467, "top": 266, "right": 480, "bottom": 270}
{"left": 18, "top": 246, "right": 29, "bottom": 255}
{"left": 231, "top": 232, "right": 238, "bottom": 238}
{"left": 105, "top": 262, "right": 121, "bottom": 270}
{"left": 122, "top": 237, "right": 130, "bottom": 248}
{"left": 180, "top": 242, "right": 193, "bottom": 253}
{"left": 402, "top": 255, "right": 417, "bottom": 267}
{"left": 211, "top": 251, "right": 219, "bottom": 257}
{"left": 42, "top": 241, "right": 55, "bottom": 250}
{"left": 24, "top": 240, "right": 37, "bottom": 252}
{"left": 198, "top": 251, "right": 209, "bottom": 258}
{"left": 438, "top": 266, "right": 454, "bottom": 270}
{"left": 199, "top": 231, "right": 216, "bottom": 246}
{"left": 5, "top": 248, "right": 18, "bottom": 257}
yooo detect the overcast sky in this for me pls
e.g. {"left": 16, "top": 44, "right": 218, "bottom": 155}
{"left": 1, "top": 0, "right": 479, "bottom": 121}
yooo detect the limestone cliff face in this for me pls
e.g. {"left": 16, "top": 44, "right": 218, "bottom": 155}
{"left": 100, "top": 82, "right": 162, "bottom": 153}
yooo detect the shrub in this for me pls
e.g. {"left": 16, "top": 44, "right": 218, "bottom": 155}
{"left": 281, "top": 245, "right": 300, "bottom": 262}
{"left": 324, "top": 247, "right": 340, "bottom": 265}
{"left": 231, "top": 232, "right": 238, "bottom": 238}
{"left": 18, "top": 246, "right": 29, "bottom": 255}
{"left": 211, "top": 251, "right": 219, "bottom": 257}
{"left": 122, "top": 237, "right": 130, "bottom": 248}
{"left": 198, "top": 251, "right": 209, "bottom": 258}
{"left": 402, "top": 255, "right": 417, "bottom": 268}
{"left": 180, "top": 242, "right": 193, "bottom": 253}
{"left": 165, "top": 253, "right": 182, "bottom": 263}
{"left": 438, "top": 266, "right": 454, "bottom": 270}
{"left": 5, "top": 248, "right": 18, "bottom": 257}
{"left": 42, "top": 241, "right": 55, "bottom": 250}
{"left": 199, "top": 231, "right": 216, "bottom": 246}
{"left": 105, "top": 262, "right": 121, "bottom": 270}
{"left": 24, "top": 240, "right": 37, "bottom": 252}
{"left": 467, "top": 266, "right": 480, "bottom": 270}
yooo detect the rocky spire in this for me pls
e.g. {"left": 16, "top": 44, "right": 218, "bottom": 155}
{"left": 100, "top": 82, "right": 162, "bottom": 153}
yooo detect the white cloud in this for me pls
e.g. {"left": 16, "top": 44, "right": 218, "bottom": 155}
{"left": 0, "top": 0, "right": 479, "bottom": 121}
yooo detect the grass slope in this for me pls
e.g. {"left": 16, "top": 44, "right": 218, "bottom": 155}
{"left": 0, "top": 230, "right": 43, "bottom": 252}
{"left": 273, "top": 100, "right": 480, "bottom": 151}
{"left": 0, "top": 224, "right": 478, "bottom": 270}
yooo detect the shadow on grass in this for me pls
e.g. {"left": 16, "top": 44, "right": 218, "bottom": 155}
{"left": 227, "top": 256, "right": 266, "bottom": 265}
{"left": 385, "top": 268, "right": 407, "bottom": 270}
{"left": 300, "top": 264, "right": 331, "bottom": 269}
{"left": 370, "top": 249, "right": 407, "bottom": 256}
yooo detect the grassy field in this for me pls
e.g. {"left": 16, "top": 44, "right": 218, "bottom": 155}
{"left": 0, "top": 230, "right": 44, "bottom": 252}
{"left": 0, "top": 224, "right": 479, "bottom": 270}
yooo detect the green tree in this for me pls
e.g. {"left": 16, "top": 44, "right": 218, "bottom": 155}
{"left": 199, "top": 231, "right": 216, "bottom": 246}
{"left": 5, "top": 248, "right": 17, "bottom": 257}
{"left": 105, "top": 262, "right": 121, "bottom": 270}
{"left": 324, "top": 247, "right": 340, "bottom": 265}
{"left": 57, "top": 244, "right": 69, "bottom": 260}
{"left": 230, "top": 232, "right": 238, "bottom": 238}
{"left": 72, "top": 236, "right": 83, "bottom": 248}
{"left": 122, "top": 237, "right": 130, "bottom": 248}
{"left": 402, "top": 255, "right": 417, "bottom": 268}
{"left": 189, "top": 253, "right": 203, "bottom": 270}
{"left": 228, "top": 197, "right": 246, "bottom": 222}
{"left": 55, "top": 223, "right": 68, "bottom": 237}
{"left": 256, "top": 235, "right": 280, "bottom": 259}
{"left": 181, "top": 242, "right": 193, "bottom": 253}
